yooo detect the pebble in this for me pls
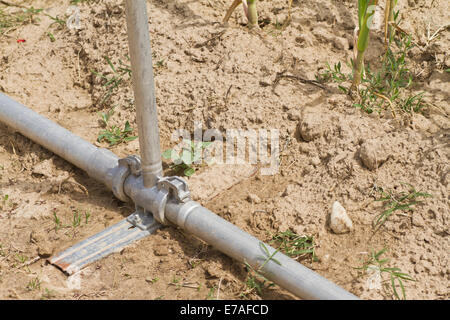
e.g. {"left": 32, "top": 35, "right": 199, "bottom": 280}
{"left": 329, "top": 201, "right": 353, "bottom": 234}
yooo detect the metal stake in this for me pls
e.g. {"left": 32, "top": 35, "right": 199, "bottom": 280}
{"left": 125, "top": 0, "right": 163, "bottom": 188}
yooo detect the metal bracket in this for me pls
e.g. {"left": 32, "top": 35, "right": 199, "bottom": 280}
{"left": 112, "top": 155, "right": 142, "bottom": 202}
{"left": 157, "top": 176, "right": 191, "bottom": 203}
{"left": 115, "top": 155, "right": 192, "bottom": 226}
{"left": 126, "top": 205, "right": 158, "bottom": 231}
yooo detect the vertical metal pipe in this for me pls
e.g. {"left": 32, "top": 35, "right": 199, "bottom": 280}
{"left": 125, "top": 0, "right": 163, "bottom": 187}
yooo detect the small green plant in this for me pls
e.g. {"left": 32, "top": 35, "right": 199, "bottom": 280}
{"left": 350, "top": 0, "right": 379, "bottom": 93}
{"left": 44, "top": 13, "right": 65, "bottom": 29}
{"left": 206, "top": 286, "right": 217, "bottom": 300}
{"left": 356, "top": 248, "right": 414, "bottom": 299}
{"left": 84, "top": 211, "right": 91, "bottom": 224}
{"left": 147, "top": 277, "right": 159, "bottom": 284}
{"left": 53, "top": 210, "right": 62, "bottom": 231}
{"left": 92, "top": 56, "right": 132, "bottom": 106}
{"left": 0, "top": 6, "right": 43, "bottom": 35}
{"left": 98, "top": 106, "right": 115, "bottom": 128}
{"left": 374, "top": 183, "right": 431, "bottom": 229}
{"left": 47, "top": 31, "right": 55, "bottom": 42}
{"left": 16, "top": 253, "right": 27, "bottom": 264}
{"left": 26, "top": 277, "right": 41, "bottom": 291}
{"left": 0, "top": 194, "right": 9, "bottom": 210}
{"left": 162, "top": 140, "right": 212, "bottom": 177}
{"left": 97, "top": 121, "right": 138, "bottom": 147}
{"left": 40, "top": 288, "right": 56, "bottom": 300}
{"left": 271, "top": 230, "right": 318, "bottom": 262}
{"left": 320, "top": 33, "right": 425, "bottom": 115}
{"left": 241, "top": 243, "right": 281, "bottom": 298}
{"left": 316, "top": 61, "right": 351, "bottom": 87}
{"left": 72, "top": 210, "right": 82, "bottom": 228}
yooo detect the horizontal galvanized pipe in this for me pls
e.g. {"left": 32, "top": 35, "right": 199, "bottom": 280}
{"left": 164, "top": 200, "right": 358, "bottom": 300}
{"left": 0, "top": 93, "right": 359, "bottom": 300}
{"left": 0, "top": 93, "right": 119, "bottom": 190}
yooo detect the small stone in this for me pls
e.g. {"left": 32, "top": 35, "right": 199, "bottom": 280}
{"left": 359, "top": 138, "right": 390, "bottom": 170}
{"left": 329, "top": 201, "right": 353, "bottom": 234}
{"left": 247, "top": 193, "right": 261, "bottom": 204}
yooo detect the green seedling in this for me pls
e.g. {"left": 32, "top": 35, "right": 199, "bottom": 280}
{"left": 0, "top": 194, "right": 8, "bottom": 210}
{"left": 16, "top": 253, "right": 27, "bottom": 264}
{"left": 356, "top": 248, "right": 414, "bottom": 299}
{"left": 97, "top": 121, "right": 138, "bottom": 147}
{"left": 98, "top": 106, "right": 115, "bottom": 127}
{"left": 147, "top": 277, "right": 159, "bottom": 284}
{"left": 271, "top": 230, "right": 318, "bottom": 262}
{"left": 72, "top": 210, "right": 82, "bottom": 228}
{"left": 92, "top": 56, "right": 132, "bottom": 106}
{"left": 206, "top": 286, "right": 217, "bottom": 300}
{"left": 241, "top": 243, "right": 281, "bottom": 298}
{"left": 26, "top": 277, "right": 41, "bottom": 291}
{"left": 44, "top": 13, "right": 65, "bottom": 28}
{"left": 53, "top": 211, "right": 62, "bottom": 231}
{"left": 350, "top": 0, "right": 379, "bottom": 93}
{"left": 40, "top": 288, "right": 56, "bottom": 300}
{"left": 374, "top": 183, "right": 431, "bottom": 229}
{"left": 84, "top": 211, "right": 91, "bottom": 224}
{"left": 162, "top": 140, "right": 212, "bottom": 177}
{"left": 320, "top": 30, "right": 425, "bottom": 116}
{"left": 47, "top": 31, "right": 55, "bottom": 42}
{"left": 0, "top": 6, "right": 43, "bottom": 35}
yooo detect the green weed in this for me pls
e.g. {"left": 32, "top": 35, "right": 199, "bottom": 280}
{"left": 53, "top": 210, "right": 62, "bottom": 231}
{"left": 0, "top": 194, "right": 9, "bottom": 210}
{"left": 206, "top": 286, "right": 217, "bottom": 300}
{"left": 356, "top": 248, "right": 414, "bottom": 300}
{"left": 374, "top": 183, "right": 431, "bottom": 229}
{"left": 162, "top": 140, "right": 212, "bottom": 177}
{"left": 40, "top": 288, "right": 56, "bottom": 300}
{"left": 0, "top": 7, "right": 42, "bottom": 35}
{"left": 97, "top": 120, "right": 138, "bottom": 147}
{"left": 91, "top": 56, "right": 132, "bottom": 106}
{"left": 271, "top": 230, "right": 318, "bottom": 262}
{"left": 26, "top": 277, "right": 41, "bottom": 291}
{"left": 241, "top": 243, "right": 281, "bottom": 298}
{"left": 84, "top": 211, "right": 91, "bottom": 224}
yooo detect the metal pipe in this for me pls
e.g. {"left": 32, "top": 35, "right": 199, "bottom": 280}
{"left": 124, "top": 0, "right": 163, "bottom": 187}
{"left": 0, "top": 93, "right": 119, "bottom": 190}
{"left": 0, "top": 94, "right": 359, "bottom": 300}
{"left": 164, "top": 201, "right": 358, "bottom": 300}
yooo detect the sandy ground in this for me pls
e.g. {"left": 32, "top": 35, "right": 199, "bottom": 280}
{"left": 0, "top": 0, "right": 448, "bottom": 300}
